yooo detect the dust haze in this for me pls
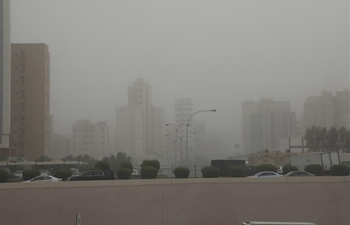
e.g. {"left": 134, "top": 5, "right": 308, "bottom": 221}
{"left": 11, "top": 0, "right": 349, "bottom": 159}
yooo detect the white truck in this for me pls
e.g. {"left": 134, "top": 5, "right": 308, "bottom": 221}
{"left": 290, "top": 151, "right": 340, "bottom": 171}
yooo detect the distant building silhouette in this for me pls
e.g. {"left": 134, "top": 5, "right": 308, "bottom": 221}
{"left": 242, "top": 98, "right": 296, "bottom": 154}
{"left": 302, "top": 89, "right": 350, "bottom": 132}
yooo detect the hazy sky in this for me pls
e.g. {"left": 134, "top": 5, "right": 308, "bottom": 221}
{"left": 11, "top": 0, "right": 349, "bottom": 153}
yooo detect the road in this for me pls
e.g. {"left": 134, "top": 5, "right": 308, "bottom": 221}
{"left": 0, "top": 182, "right": 349, "bottom": 225}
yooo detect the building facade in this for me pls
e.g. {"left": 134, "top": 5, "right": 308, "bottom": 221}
{"left": 174, "top": 97, "right": 194, "bottom": 165}
{"left": 152, "top": 106, "right": 166, "bottom": 161}
{"left": 71, "top": 120, "right": 109, "bottom": 159}
{"left": 0, "top": 0, "right": 10, "bottom": 149}
{"left": 128, "top": 78, "right": 153, "bottom": 155}
{"left": 303, "top": 89, "right": 350, "bottom": 132}
{"left": 242, "top": 99, "right": 296, "bottom": 154}
{"left": 10, "top": 44, "right": 51, "bottom": 160}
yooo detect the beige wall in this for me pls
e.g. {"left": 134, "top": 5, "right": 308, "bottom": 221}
{"left": 10, "top": 44, "right": 50, "bottom": 161}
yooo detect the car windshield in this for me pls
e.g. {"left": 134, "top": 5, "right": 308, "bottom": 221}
{"left": 0, "top": 1, "right": 348, "bottom": 225}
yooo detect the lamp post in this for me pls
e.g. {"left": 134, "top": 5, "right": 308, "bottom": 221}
{"left": 166, "top": 123, "right": 189, "bottom": 166}
{"left": 166, "top": 132, "right": 196, "bottom": 166}
{"left": 185, "top": 109, "right": 216, "bottom": 167}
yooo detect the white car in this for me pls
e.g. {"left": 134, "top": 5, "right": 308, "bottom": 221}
{"left": 22, "top": 175, "right": 62, "bottom": 183}
{"left": 248, "top": 171, "right": 283, "bottom": 178}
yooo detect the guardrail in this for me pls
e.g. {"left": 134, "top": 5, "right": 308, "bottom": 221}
{"left": 0, "top": 176, "right": 348, "bottom": 189}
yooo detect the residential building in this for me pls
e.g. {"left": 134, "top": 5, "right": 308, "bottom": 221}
{"left": 128, "top": 78, "right": 153, "bottom": 155}
{"left": 303, "top": 89, "right": 350, "bottom": 131}
{"left": 152, "top": 106, "right": 166, "bottom": 162}
{"left": 242, "top": 98, "right": 296, "bottom": 154}
{"left": 115, "top": 105, "right": 143, "bottom": 157}
{"left": 174, "top": 97, "right": 194, "bottom": 165}
{"left": 71, "top": 120, "right": 109, "bottom": 159}
{"left": 10, "top": 44, "right": 51, "bottom": 161}
{"left": 0, "top": 0, "right": 10, "bottom": 149}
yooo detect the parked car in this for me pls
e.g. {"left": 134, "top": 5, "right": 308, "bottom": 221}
{"left": 13, "top": 170, "right": 23, "bottom": 179}
{"left": 22, "top": 175, "right": 62, "bottom": 183}
{"left": 67, "top": 169, "right": 115, "bottom": 181}
{"left": 248, "top": 171, "right": 283, "bottom": 178}
{"left": 284, "top": 171, "right": 315, "bottom": 177}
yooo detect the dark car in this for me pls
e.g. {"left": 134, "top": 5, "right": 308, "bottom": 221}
{"left": 284, "top": 171, "right": 315, "bottom": 177}
{"left": 67, "top": 169, "right": 115, "bottom": 181}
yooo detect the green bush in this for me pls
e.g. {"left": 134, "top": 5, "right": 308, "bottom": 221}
{"left": 255, "top": 164, "right": 277, "bottom": 173}
{"left": 201, "top": 166, "right": 219, "bottom": 178}
{"left": 140, "top": 160, "right": 160, "bottom": 171}
{"left": 23, "top": 169, "right": 40, "bottom": 181}
{"left": 173, "top": 167, "right": 190, "bottom": 178}
{"left": 305, "top": 164, "right": 324, "bottom": 176}
{"left": 282, "top": 165, "right": 299, "bottom": 175}
{"left": 331, "top": 164, "right": 349, "bottom": 176}
{"left": 53, "top": 168, "right": 72, "bottom": 181}
{"left": 117, "top": 167, "right": 132, "bottom": 180}
{"left": 95, "top": 160, "right": 110, "bottom": 170}
{"left": 229, "top": 166, "right": 246, "bottom": 177}
{"left": 0, "top": 169, "right": 9, "bottom": 183}
{"left": 140, "top": 166, "right": 158, "bottom": 179}
{"left": 120, "top": 161, "right": 133, "bottom": 172}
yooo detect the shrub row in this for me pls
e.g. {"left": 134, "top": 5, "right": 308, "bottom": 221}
{"left": 0, "top": 169, "right": 9, "bottom": 183}
{"left": 23, "top": 169, "right": 40, "bottom": 181}
{"left": 117, "top": 161, "right": 134, "bottom": 180}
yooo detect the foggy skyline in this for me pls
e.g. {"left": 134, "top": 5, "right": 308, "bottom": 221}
{"left": 10, "top": 0, "right": 349, "bottom": 155}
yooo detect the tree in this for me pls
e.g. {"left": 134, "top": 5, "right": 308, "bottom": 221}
{"left": 140, "top": 159, "right": 160, "bottom": 171}
{"left": 53, "top": 168, "right": 72, "bottom": 181}
{"left": 229, "top": 166, "right": 246, "bottom": 177}
{"left": 338, "top": 127, "right": 350, "bottom": 153}
{"left": 61, "top": 155, "right": 75, "bottom": 162}
{"left": 173, "top": 167, "right": 190, "bottom": 178}
{"left": 326, "top": 127, "right": 339, "bottom": 151}
{"left": 0, "top": 169, "right": 9, "bottom": 183}
{"left": 282, "top": 165, "right": 298, "bottom": 175}
{"left": 305, "top": 126, "right": 322, "bottom": 152}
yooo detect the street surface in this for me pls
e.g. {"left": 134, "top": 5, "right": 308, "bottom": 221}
{"left": 0, "top": 182, "right": 349, "bottom": 225}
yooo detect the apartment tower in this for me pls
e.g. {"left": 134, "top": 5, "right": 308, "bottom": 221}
{"left": 0, "top": 0, "right": 10, "bottom": 149}
{"left": 10, "top": 44, "right": 51, "bottom": 160}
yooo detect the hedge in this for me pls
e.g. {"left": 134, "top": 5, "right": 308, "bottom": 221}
{"left": 173, "top": 167, "right": 190, "bottom": 178}
{"left": 95, "top": 160, "right": 110, "bottom": 170}
{"left": 305, "top": 164, "right": 324, "bottom": 176}
{"left": 282, "top": 165, "right": 298, "bottom": 175}
{"left": 140, "top": 160, "right": 160, "bottom": 171}
{"left": 140, "top": 166, "right": 158, "bottom": 179}
{"left": 117, "top": 167, "right": 132, "bottom": 180}
{"left": 229, "top": 166, "right": 246, "bottom": 177}
{"left": 23, "top": 169, "right": 40, "bottom": 181}
{"left": 53, "top": 168, "right": 72, "bottom": 181}
{"left": 0, "top": 169, "right": 9, "bottom": 183}
{"left": 331, "top": 164, "right": 349, "bottom": 176}
{"left": 255, "top": 164, "right": 277, "bottom": 173}
{"left": 120, "top": 161, "right": 133, "bottom": 173}
{"left": 201, "top": 166, "right": 219, "bottom": 178}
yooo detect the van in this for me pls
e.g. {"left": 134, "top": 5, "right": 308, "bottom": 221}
{"left": 242, "top": 222, "right": 317, "bottom": 225}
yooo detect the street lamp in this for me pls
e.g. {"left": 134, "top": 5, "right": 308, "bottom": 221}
{"left": 165, "top": 123, "right": 190, "bottom": 166}
{"left": 185, "top": 109, "right": 216, "bottom": 166}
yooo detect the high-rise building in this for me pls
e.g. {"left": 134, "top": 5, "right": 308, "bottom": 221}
{"left": 115, "top": 78, "right": 167, "bottom": 164}
{"left": 10, "top": 44, "right": 51, "bottom": 160}
{"left": 71, "top": 120, "right": 109, "bottom": 159}
{"left": 0, "top": 0, "right": 10, "bottom": 149}
{"left": 174, "top": 98, "right": 194, "bottom": 164}
{"left": 242, "top": 99, "right": 296, "bottom": 153}
{"left": 303, "top": 89, "right": 350, "bottom": 131}
{"left": 128, "top": 78, "right": 153, "bottom": 155}
{"left": 152, "top": 106, "right": 166, "bottom": 159}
